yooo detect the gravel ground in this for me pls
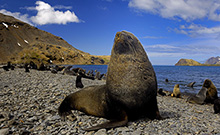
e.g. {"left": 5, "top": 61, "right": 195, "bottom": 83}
{"left": 0, "top": 68, "right": 220, "bottom": 135}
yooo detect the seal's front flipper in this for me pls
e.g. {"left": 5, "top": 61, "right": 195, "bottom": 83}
{"left": 84, "top": 113, "right": 128, "bottom": 131}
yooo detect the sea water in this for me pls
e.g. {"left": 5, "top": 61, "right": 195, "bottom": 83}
{"left": 72, "top": 65, "right": 220, "bottom": 97}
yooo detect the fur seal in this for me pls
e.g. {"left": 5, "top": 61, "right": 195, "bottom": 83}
{"left": 51, "top": 69, "right": 58, "bottom": 74}
{"left": 187, "top": 82, "right": 196, "bottom": 88}
{"left": 214, "top": 99, "right": 220, "bottom": 114}
{"left": 24, "top": 64, "right": 30, "bottom": 72}
{"left": 2, "top": 62, "right": 12, "bottom": 71}
{"left": 58, "top": 31, "right": 161, "bottom": 131}
{"left": 63, "top": 66, "right": 76, "bottom": 76}
{"left": 58, "top": 85, "right": 128, "bottom": 131}
{"left": 158, "top": 88, "right": 166, "bottom": 96}
{"left": 3, "top": 66, "right": 9, "bottom": 71}
{"left": 76, "top": 75, "right": 84, "bottom": 88}
{"left": 29, "top": 61, "right": 37, "bottom": 69}
{"left": 202, "top": 79, "right": 218, "bottom": 103}
{"left": 171, "top": 84, "right": 181, "bottom": 98}
{"left": 59, "top": 85, "right": 108, "bottom": 119}
{"left": 54, "top": 65, "right": 65, "bottom": 72}
{"left": 187, "top": 87, "right": 208, "bottom": 105}
{"left": 106, "top": 31, "right": 161, "bottom": 121}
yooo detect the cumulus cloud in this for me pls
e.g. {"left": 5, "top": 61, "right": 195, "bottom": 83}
{"left": 0, "top": 1, "right": 81, "bottom": 25}
{"left": 30, "top": 1, "right": 80, "bottom": 25}
{"left": 0, "top": 9, "right": 32, "bottom": 25}
{"left": 174, "top": 24, "right": 220, "bottom": 38}
{"left": 128, "top": 0, "right": 220, "bottom": 21}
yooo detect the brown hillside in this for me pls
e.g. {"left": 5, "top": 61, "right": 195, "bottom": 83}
{"left": 0, "top": 13, "right": 109, "bottom": 65}
{"left": 175, "top": 59, "right": 201, "bottom": 66}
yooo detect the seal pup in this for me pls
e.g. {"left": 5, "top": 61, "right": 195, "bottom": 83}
{"left": 214, "top": 99, "right": 220, "bottom": 114}
{"left": 3, "top": 66, "right": 9, "bottom": 71}
{"left": 187, "top": 87, "right": 208, "bottom": 105}
{"left": 29, "top": 61, "right": 37, "bottom": 69}
{"left": 187, "top": 82, "right": 196, "bottom": 88}
{"left": 63, "top": 66, "right": 76, "bottom": 76}
{"left": 24, "top": 64, "right": 30, "bottom": 72}
{"left": 171, "top": 84, "right": 181, "bottom": 98}
{"left": 76, "top": 75, "right": 84, "bottom": 88}
{"left": 51, "top": 69, "right": 58, "bottom": 74}
{"left": 58, "top": 31, "right": 162, "bottom": 131}
{"left": 2, "top": 61, "right": 12, "bottom": 71}
{"left": 158, "top": 88, "right": 166, "bottom": 96}
{"left": 202, "top": 79, "right": 218, "bottom": 103}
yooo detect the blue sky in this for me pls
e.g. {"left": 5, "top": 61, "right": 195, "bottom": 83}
{"left": 1, "top": 0, "right": 220, "bottom": 65}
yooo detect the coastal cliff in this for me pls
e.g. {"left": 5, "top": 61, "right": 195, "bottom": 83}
{"left": 0, "top": 13, "right": 110, "bottom": 65}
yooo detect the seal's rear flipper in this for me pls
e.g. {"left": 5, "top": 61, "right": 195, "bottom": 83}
{"left": 84, "top": 118, "right": 128, "bottom": 131}
{"left": 84, "top": 113, "right": 128, "bottom": 131}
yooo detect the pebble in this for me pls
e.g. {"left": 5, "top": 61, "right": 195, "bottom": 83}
{"left": 0, "top": 68, "right": 220, "bottom": 134}
{"left": 0, "top": 128, "right": 9, "bottom": 135}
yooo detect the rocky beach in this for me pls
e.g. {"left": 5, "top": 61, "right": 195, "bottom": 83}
{"left": 0, "top": 68, "right": 220, "bottom": 135}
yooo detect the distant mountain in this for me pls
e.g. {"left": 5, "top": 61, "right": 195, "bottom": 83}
{"left": 175, "top": 57, "right": 220, "bottom": 66}
{"left": 0, "top": 13, "right": 109, "bottom": 65}
{"left": 175, "top": 59, "right": 201, "bottom": 66}
{"left": 205, "top": 56, "right": 220, "bottom": 65}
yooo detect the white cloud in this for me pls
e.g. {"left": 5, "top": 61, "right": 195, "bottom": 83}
{"left": 174, "top": 23, "right": 220, "bottom": 38}
{"left": 144, "top": 43, "right": 220, "bottom": 58}
{"left": 128, "top": 0, "right": 220, "bottom": 21}
{"left": 0, "top": 9, "right": 32, "bottom": 25}
{"left": 30, "top": 1, "right": 80, "bottom": 25}
{"left": 146, "top": 44, "right": 178, "bottom": 52}
{"left": 147, "top": 52, "right": 186, "bottom": 57}
{"left": 0, "top": 1, "right": 81, "bottom": 25}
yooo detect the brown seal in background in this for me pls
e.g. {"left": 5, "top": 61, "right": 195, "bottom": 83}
{"left": 203, "top": 79, "right": 218, "bottom": 103}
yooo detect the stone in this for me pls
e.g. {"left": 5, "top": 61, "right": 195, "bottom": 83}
{"left": 0, "top": 128, "right": 9, "bottom": 135}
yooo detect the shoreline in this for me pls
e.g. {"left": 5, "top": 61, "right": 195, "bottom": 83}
{"left": 0, "top": 68, "right": 220, "bottom": 134}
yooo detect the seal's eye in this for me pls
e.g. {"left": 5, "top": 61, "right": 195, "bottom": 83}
{"left": 127, "top": 36, "right": 132, "bottom": 39}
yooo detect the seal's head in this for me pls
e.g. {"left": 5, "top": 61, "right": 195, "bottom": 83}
{"left": 203, "top": 79, "right": 211, "bottom": 88}
{"left": 113, "top": 31, "right": 144, "bottom": 55}
{"left": 175, "top": 84, "right": 180, "bottom": 88}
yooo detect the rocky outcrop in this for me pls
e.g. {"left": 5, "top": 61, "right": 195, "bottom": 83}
{"left": 175, "top": 59, "right": 201, "bottom": 66}
{"left": 0, "top": 13, "right": 110, "bottom": 65}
